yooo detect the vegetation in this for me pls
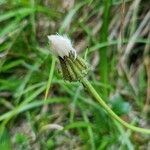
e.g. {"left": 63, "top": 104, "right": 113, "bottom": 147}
{"left": 0, "top": 0, "right": 150, "bottom": 149}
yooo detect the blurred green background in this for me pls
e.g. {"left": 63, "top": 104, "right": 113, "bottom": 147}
{"left": 0, "top": 0, "right": 150, "bottom": 149}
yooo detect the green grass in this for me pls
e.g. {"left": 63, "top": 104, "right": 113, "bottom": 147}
{"left": 0, "top": 0, "right": 150, "bottom": 149}
{"left": 99, "top": 0, "right": 112, "bottom": 98}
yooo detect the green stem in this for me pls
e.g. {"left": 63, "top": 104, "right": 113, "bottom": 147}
{"left": 44, "top": 56, "right": 56, "bottom": 101}
{"left": 81, "top": 77, "right": 150, "bottom": 134}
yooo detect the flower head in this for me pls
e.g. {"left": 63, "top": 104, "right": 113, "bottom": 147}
{"left": 48, "top": 34, "right": 89, "bottom": 82}
{"left": 48, "top": 34, "right": 76, "bottom": 59}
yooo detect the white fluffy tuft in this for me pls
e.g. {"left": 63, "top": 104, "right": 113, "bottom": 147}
{"left": 48, "top": 34, "right": 76, "bottom": 58}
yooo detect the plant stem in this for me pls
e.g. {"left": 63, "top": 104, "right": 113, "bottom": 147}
{"left": 81, "top": 77, "right": 150, "bottom": 134}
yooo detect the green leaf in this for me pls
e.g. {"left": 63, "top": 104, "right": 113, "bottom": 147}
{"left": 110, "top": 94, "right": 131, "bottom": 115}
{"left": 0, "top": 128, "right": 11, "bottom": 150}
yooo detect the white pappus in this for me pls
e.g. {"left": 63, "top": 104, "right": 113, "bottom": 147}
{"left": 48, "top": 34, "right": 77, "bottom": 59}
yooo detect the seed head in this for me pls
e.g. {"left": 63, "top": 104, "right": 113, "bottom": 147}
{"left": 48, "top": 34, "right": 76, "bottom": 59}
{"left": 48, "top": 34, "right": 89, "bottom": 82}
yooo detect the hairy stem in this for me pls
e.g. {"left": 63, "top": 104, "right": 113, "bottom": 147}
{"left": 81, "top": 77, "right": 150, "bottom": 134}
